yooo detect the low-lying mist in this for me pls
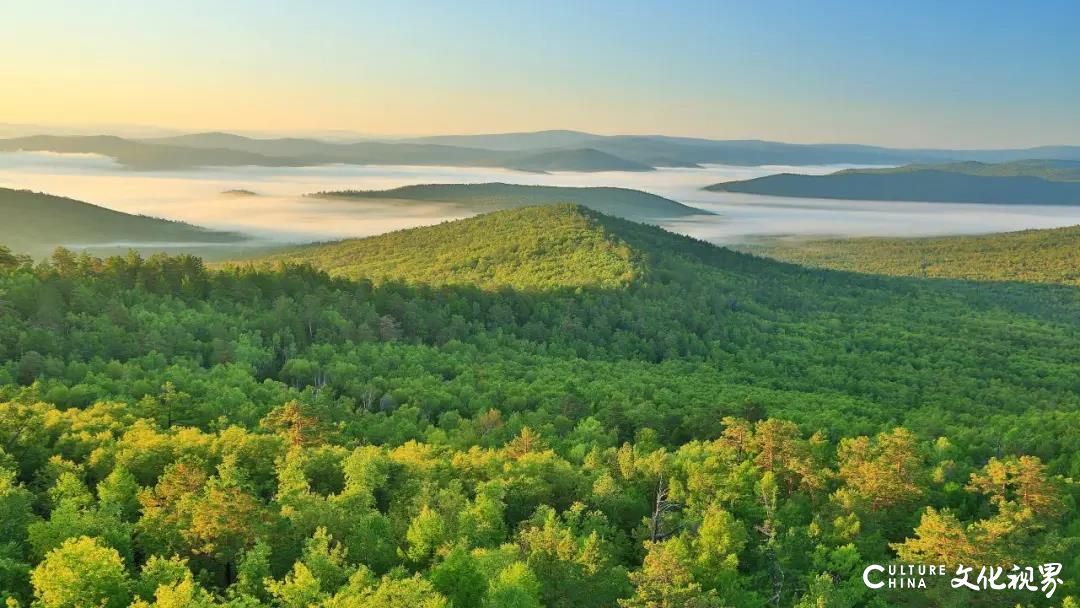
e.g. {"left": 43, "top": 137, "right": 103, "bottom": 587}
{"left": 4, "top": 151, "right": 1080, "bottom": 246}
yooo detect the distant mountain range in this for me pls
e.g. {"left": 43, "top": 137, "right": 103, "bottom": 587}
{"left": 0, "top": 135, "right": 307, "bottom": 170}
{"left": 706, "top": 160, "right": 1080, "bottom": 205}
{"left": 2, "top": 130, "right": 1079, "bottom": 172}
{"left": 0, "top": 187, "right": 249, "bottom": 258}
{"left": 308, "top": 182, "right": 706, "bottom": 220}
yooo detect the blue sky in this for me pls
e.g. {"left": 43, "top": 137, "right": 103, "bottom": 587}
{"left": 3, "top": 0, "right": 1079, "bottom": 147}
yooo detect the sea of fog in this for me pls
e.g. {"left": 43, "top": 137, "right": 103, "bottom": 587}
{"left": 4, "top": 151, "right": 1080, "bottom": 245}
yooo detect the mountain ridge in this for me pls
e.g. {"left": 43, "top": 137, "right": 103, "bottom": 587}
{"left": 308, "top": 182, "right": 707, "bottom": 220}
{"left": 6, "top": 130, "right": 1080, "bottom": 171}
{"left": 0, "top": 187, "right": 249, "bottom": 258}
{"left": 706, "top": 161, "right": 1080, "bottom": 205}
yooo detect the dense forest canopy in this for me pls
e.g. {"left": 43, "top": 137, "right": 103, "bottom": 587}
{"left": 750, "top": 224, "right": 1080, "bottom": 286}
{"left": 249, "top": 206, "right": 643, "bottom": 290}
{"left": 0, "top": 205, "right": 1077, "bottom": 607}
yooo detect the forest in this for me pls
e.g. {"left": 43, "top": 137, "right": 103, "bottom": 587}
{"left": 752, "top": 224, "right": 1080, "bottom": 286}
{"left": 1, "top": 205, "right": 1078, "bottom": 607}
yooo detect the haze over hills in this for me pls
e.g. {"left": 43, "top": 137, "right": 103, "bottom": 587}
{"left": 400, "top": 129, "right": 601, "bottom": 151}
{"left": 401, "top": 131, "right": 1080, "bottom": 166}
{"left": 706, "top": 160, "right": 1080, "bottom": 205}
{"left": 0, "top": 135, "right": 309, "bottom": 170}
{"left": 308, "top": 182, "right": 706, "bottom": 220}
{"left": 750, "top": 223, "right": 1080, "bottom": 286}
{"left": 0, "top": 133, "right": 633, "bottom": 172}
{"left": 4, "top": 130, "right": 1080, "bottom": 172}
{"left": 0, "top": 187, "right": 249, "bottom": 258}
{"left": 144, "top": 132, "right": 651, "bottom": 172}
{"left": 505, "top": 148, "right": 653, "bottom": 172}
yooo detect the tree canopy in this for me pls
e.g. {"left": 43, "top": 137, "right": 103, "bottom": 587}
{"left": 0, "top": 205, "right": 1076, "bottom": 606}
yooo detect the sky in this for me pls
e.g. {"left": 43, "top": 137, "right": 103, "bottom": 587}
{"left": 3, "top": 0, "right": 1079, "bottom": 148}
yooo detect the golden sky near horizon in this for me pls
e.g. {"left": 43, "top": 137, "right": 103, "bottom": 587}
{"left": 3, "top": 1, "right": 1078, "bottom": 146}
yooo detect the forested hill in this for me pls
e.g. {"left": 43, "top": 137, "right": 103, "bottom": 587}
{"left": 308, "top": 182, "right": 706, "bottom": 220}
{"left": 3, "top": 206, "right": 1080, "bottom": 605}
{"left": 245, "top": 205, "right": 644, "bottom": 289}
{"left": 244, "top": 204, "right": 784, "bottom": 290}
{"left": 706, "top": 160, "right": 1080, "bottom": 204}
{"left": 0, "top": 187, "right": 247, "bottom": 258}
{"left": 750, "top": 224, "right": 1080, "bottom": 285}
{"left": 864, "top": 159, "right": 1080, "bottom": 181}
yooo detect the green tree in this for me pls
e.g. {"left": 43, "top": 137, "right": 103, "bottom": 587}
{"left": 405, "top": 505, "right": 447, "bottom": 565}
{"left": 836, "top": 427, "right": 925, "bottom": 512}
{"left": 0, "top": 467, "right": 34, "bottom": 550}
{"left": 620, "top": 538, "right": 725, "bottom": 608}
{"left": 430, "top": 546, "right": 487, "bottom": 608}
{"left": 484, "top": 562, "right": 543, "bottom": 608}
{"left": 30, "top": 536, "right": 131, "bottom": 608}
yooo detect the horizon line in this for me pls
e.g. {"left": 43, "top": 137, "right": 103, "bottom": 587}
{"left": 2, "top": 121, "right": 1078, "bottom": 152}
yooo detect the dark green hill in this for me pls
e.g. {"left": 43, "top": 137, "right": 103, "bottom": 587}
{"left": 706, "top": 160, "right": 1080, "bottom": 204}
{"left": 751, "top": 224, "right": 1080, "bottom": 286}
{"left": 836, "top": 159, "right": 1080, "bottom": 181}
{"left": 0, "top": 187, "right": 247, "bottom": 258}
{"left": 308, "top": 182, "right": 705, "bottom": 220}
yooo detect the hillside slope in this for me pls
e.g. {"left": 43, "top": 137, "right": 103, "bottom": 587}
{"left": 751, "top": 224, "right": 1080, "bottom": 285}
{"left": 0, "top": 188, "right": 247, "bottom": 257}
{"left": 251, "top": 205, "right": 642, "bottom": 289}
{"left": 706, "top": 161, "right": 1080, "bottom": 204}
{"left": 309, "top": 182, "right": 705, "bottom": 220}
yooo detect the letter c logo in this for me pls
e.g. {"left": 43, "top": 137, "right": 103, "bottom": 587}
{"left": 863, "top": 564, "right": 885, "bottom": 589}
